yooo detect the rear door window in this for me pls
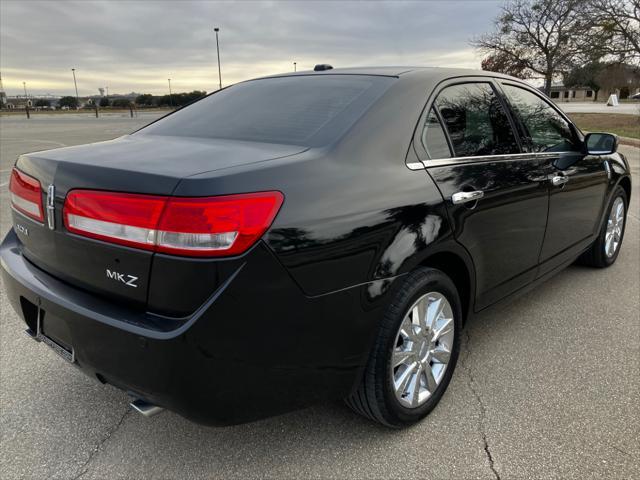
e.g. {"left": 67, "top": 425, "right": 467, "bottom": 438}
{"left": 421, "top": 108, "right": 452, "bottom": 159}
{"left": 500, "top": 84, "right": 581, "bottom": 152}
{"left": 139, "top": 75, "right": 393, "bottom": 147}
{"left": 433, "top": 82, "right": 519, "bottom": 158}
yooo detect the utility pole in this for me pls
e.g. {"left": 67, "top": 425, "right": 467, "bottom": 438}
{"left": 168, "top": 78, "right": 173, "bottom": 108}
{"left": 71, "top": 68, "right": 79, "bottom": 108}
{"left": 214, "top": 27, "right": 222, "bottom": 90}
{"left": 23, "top": 82, "right": 30, "bottom": 118}
{"left": 0, "top": 72, "right": 6, "bottom": 108}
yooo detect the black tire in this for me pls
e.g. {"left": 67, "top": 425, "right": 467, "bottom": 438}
{"left": 346, "top": 267, "right": 462, "bottom": 428}
{"left": 579, "top": 186, "right": 628, "bottom": 268}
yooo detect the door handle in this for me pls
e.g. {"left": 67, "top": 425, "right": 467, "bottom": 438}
{"left": 551, "top": 175, "right": 569, "bottom": 187}
{"left": 451, "top": 190, "right": 484, "bottom": 205}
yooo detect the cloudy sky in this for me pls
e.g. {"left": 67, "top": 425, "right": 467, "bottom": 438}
{"left": 1, "top": 0, "right": 503, "bottom": 96}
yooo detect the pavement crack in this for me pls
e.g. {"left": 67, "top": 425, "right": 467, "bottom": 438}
{"left": 609, "top": 443, "right": 631, "bottom": 457}
{"left": 461, "top": 329, "right": 500, "bottom": 480}
{"left": 72, "top": 407, "right": 132, "bottom": 480}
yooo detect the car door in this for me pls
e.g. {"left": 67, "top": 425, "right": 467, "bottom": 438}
{"left": 498, "top": 82, "right": 609, "bottom": 276}
{"left": 415, "top": 79, "right": 550, "bottom": 310}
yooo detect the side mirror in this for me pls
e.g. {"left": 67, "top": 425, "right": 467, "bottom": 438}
{"left": 585, "top": 132, "right": 618, "bottom": 155}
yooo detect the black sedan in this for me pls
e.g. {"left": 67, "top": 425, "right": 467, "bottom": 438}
{"left": 1, "top": 67, "right": 631, "bottom": 427}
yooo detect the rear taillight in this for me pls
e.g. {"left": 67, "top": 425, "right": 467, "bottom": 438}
{"left": 63, "top": 190, "right": 284, "bottom": 257}
{"left": 9, "top": 168, "right": 44, "bottom": 222}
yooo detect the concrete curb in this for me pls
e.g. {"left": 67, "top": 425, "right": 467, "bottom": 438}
{"left": 619, "top": 136, "right": 640, "bottom": 148}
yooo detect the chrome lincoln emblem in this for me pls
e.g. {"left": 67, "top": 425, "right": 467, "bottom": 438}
{"left": 46, "top": 185, "right": 55, "bottom": 230}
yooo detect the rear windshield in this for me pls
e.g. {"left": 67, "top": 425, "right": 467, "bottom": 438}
{"left": 138, "top": 75, "right": 393, "bottom": 147}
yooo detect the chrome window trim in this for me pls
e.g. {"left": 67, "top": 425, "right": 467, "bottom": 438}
{"left": 408, "top": 151, "right": 572, "bottom": 170}
{"left": 406, "top": 162, "right": 425, "bottom": 170}
{"left": 406, "top": 74, "right": 585, "bottom": 171}
{"left": 411, "top": 76, "right": 524, "bottom": 166}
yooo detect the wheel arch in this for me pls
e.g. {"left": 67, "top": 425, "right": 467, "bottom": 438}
{"left": 618, "top": 175, "right": 632, "bottom": 203}
{"left": 419, "top": 251, "right": 474, "bottom": 326}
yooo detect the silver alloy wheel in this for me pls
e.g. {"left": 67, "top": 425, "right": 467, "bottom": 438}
{"left": 391, "top": 292, "right": 454, "bottom": 408}
{"left": 605, "top": 196, "right": 625, "bottom": 258}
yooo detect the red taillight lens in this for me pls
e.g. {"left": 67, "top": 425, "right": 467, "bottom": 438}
{"left": 63, "top": 190, "right": 284, "bottom": 257}
{"left": 64, "top": 191, "right": 167, "bottom": 251}
{"left": 9, "top": 168, "right": 44, "bottom": 222}
{"left": 157, "top": 193, "right": 284, "bottom": 256}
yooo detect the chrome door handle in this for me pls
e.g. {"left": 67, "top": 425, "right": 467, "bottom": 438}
{"left": 551, "top": 175, "right": 569, "bottom": 187}
{"left": 451, "top": 190, "right": 484, "bottom": 205}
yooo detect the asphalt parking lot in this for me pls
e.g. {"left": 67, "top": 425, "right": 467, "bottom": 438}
{"left": 0, "top": 113, "right": 638, "bottom": 479}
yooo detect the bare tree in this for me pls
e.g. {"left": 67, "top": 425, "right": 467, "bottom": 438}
{"left": 586, "top": 0, "right": 640, "bottom": 64}
{"left": 472, "top": 0, "right": 590, "bottom": 94}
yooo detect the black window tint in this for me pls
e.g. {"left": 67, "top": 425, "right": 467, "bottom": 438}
{"left": 434, "top": 83, "right": 519, "bottom": 158}
{"left": 421, "top": 108, "right": 452, "bottom": 159}
{"left": 139, "top": 76, "right": 393, "bottom": 147}
{"left": 501, "top": 84, "right": 580, "bottom": 153}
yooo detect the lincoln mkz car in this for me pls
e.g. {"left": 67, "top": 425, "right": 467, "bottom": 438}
{"left": 1, "top": 67, "right": 631, "bottom": 427}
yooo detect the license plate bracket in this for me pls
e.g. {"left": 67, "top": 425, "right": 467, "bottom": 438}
{"left": 34, "top": 308, "right": 75, "bottom": 363}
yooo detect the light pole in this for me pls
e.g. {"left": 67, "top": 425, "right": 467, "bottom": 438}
{"left": 71, "top": 68, "right": 79, "bottom": 108}
{"left": 168, "top": 78, "right": 173, "bottom": 108}
{"left": 214, "top": 27, "right": 222, "bottom": 90}
{"left": 22, "top": 82, "right": 29, "bottom": 118}
{"left": 294, "top": 62, "right": 297, "bottom": 72}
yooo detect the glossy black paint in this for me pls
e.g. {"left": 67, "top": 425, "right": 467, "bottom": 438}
{"left": 427, "top": 157, "right": 550, "bottom": 309}
{"left": 0, "top": 67, "right": 631, "bottom": 425}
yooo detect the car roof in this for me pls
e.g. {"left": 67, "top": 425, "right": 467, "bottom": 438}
{"left": 258, "top": 66, "right": 501, "bottom": 80}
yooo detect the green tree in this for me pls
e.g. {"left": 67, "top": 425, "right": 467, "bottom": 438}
{"left": 157, "top": 90, "right": 206, "bottom": 108}
{"left": 35, "top": 99, "right": 51, "bottom": 107}
{"left": 58, "top": 96, "right": 78, "bottom": 109}
{"left": 135, "top": 94, "right": 154, "bottom": 106}
{"left": 563, "top": 62, "right": 605, "bottom": 100}
{"left": 111, "top": 98, "right": 132, "bottom": 108}
{"left": 99, "top": 97, "right": 111, "bottom": 107}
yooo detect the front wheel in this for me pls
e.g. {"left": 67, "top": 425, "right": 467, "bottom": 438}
{"left": 579, "top": 186, "right": 628, "bottom": 268}
{"left": 346, "top": 268, "right": 462, "bottom": 427}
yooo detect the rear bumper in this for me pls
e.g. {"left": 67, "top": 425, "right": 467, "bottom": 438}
{"left": 1, "top": 229, "right": 386, "bottom": 425}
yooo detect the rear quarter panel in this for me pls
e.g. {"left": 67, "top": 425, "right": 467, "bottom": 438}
{"left": 176, "top": 73, "right": 461, "bottom": 298}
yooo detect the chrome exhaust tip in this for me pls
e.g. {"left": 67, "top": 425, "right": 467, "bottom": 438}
{"left": 130, "top": 398, "right": 164, "bottom": 417}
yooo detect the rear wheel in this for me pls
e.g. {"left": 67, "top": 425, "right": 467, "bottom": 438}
{"left": 579, "top": 186, "right": 627, "bottom": 268}
{"left": 346, "top": 268, "right": 462, "bottom": 427}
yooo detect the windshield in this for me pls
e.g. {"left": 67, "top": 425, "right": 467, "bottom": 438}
{"left": 138, "top": 75, "right": 393, "bottom": 147}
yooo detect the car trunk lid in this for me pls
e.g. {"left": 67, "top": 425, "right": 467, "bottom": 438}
{"left": 12, "top": 135, "right": 305, "bottom": 310}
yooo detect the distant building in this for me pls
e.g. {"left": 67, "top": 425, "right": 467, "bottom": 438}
{"left": 598, "top": 63, "right": 640, "bottom": 100}
{"left": 551, "top": 63, "right": 640, "bottom": 102}
{"left": 3, "top": 95, "right": 60, "bottom": 110}
{"left": 3, "top": 95, "right": 34, "bottom": 109}
{"left": 549, "top": 83, "right": 596, "bottom": 102}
